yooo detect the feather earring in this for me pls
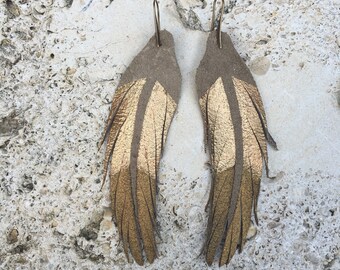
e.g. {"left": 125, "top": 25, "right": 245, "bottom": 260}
{"left": 99, "top": 0, "right": 181, "bottom": 265}
{"left": 196, "top": 0, "right": 277, "bottom": 266}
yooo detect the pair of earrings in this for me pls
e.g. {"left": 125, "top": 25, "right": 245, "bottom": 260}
{"left": 100, "top": 0, "right": 277, "bottom": 266}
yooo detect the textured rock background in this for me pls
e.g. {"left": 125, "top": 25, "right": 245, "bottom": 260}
{"left": 0, "top": 0, "right": 339, "bottom": 269}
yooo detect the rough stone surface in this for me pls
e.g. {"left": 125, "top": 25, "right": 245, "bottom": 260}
{"left": 249, "top": 56, "right": 271, "bottom": 75}
{"left": 0, "top": 0, "right": 339, "bottom": 269}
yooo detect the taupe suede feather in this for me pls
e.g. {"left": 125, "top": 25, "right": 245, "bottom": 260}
{"left": 100, "top": 30, "right": 181, "bottom": 265}
{"left": 196, "top": 31, "right": 277, "bottom": 266}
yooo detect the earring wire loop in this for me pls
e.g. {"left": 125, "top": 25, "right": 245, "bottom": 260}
{"left": 211, "top": 0, "right": 225, "bottom": 49}
{"left": 153, "top": 0, "right": 161, "bottom": 47}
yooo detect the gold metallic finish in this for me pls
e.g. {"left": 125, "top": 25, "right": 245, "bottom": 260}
{"left": 101, "top": 79, "right": 146, "bottom": 187}
{"left": 138, "top": 81, "right": 176, "bottom": 176}
{"left": 233, "top": 76, "right": 264, "bottom": 176}
{"left": 200, "top": 77, "right": 271, "bottom": 265}
{"left": 103, "top": 79, "right": 177, "bottom": 265}
{"left": 136, "top": 81, "right": 176, "bottom": 262}
{"left": 107, "top": 78, "right": 146, "bottom": 265}
{"left": 199, "top": 77, "right": 235, "bottom": 170}
{"left": 232, "top": 76, "right": 265, "bottom": 224}
{"left": 219, "top": 77, "right": 265, "bottom": 265}
{"left": 199, "top": 78, "right": 236, "bottom": 265}
{"left": 233, "top": 77, "right": 270, "bottom": 172}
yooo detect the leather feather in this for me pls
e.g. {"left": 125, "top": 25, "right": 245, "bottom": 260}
{"left": 100, "top": 30, "right": 181, "bottom": 265}
{"left": 196, "top": 32, "right": 276, "bottom": 266}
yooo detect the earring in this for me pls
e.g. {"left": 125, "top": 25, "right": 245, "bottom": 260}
{"left": 99, "top": 0, "right": 181, "bottom": 265}
{"left": 196, "top": 0, "right": 277, "bottom": 266}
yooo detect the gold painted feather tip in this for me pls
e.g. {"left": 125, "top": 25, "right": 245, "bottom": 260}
{"left": 196, "top": 31, "right": 277, "bottom": 266}
{"left": 100, "top": 30, "right": 181, "bottom": 265}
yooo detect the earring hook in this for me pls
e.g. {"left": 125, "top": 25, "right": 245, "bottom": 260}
{"left": 153, "top": 0, "right": 161, "bottom": 47}
{"left": 211, "top": 0, "right": 225, "bottom": 49}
